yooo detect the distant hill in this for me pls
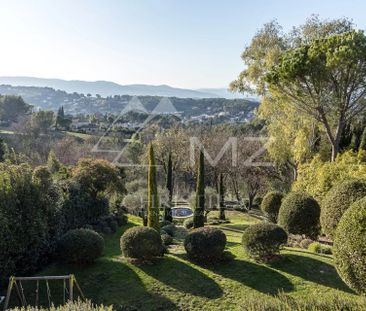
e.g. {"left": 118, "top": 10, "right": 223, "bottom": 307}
{"left": 0, "top": 76, "right": 247, "bottom": 99}
{"left": 0, "top": 84, "right": 259, "bottom": 121}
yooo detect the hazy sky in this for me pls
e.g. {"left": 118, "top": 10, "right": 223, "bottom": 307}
{"left": 0, "top": 0, "right": 365, "bottom": 89}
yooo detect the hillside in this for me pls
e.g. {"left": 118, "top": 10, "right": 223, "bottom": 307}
{"left": 0, "top": 84, "right": 259, "bottom": 121}
{"left": 0, "top": 76, "right": 248, "bottom": 99}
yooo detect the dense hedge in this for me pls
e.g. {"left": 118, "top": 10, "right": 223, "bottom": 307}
{"left": 61, "top": 181, "right": 109, "bottom": 231}
{"left": 242, "top": 223, "right": 287, "bottom": 261}
{"left": 58, "top": 229, "right": 104, "bottom": 264}
{"left": 278, "top": 192, "right": 320, "bottom": 239}
{"left": 0, "top": 164, "right": 53, "bottom": 280}
{"left": 184, "top": 227, "right": 226, "bottom": 262}
{"left": 321, "top": 179, "right": 366, "bottom": 238}
{"left": 120, "top": 227, "right": 163, "bottom": 259}
{"left": 334, "top": 197, "right": 366, "bottom": 294}
{"left": 261, "top": 191, "right": 283, "bottom": 222}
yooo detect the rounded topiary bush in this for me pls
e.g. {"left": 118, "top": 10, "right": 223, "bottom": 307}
{"left": 278, "top": 192, "right": 320, "bottom": 239}
{"left": 120, "top": 226, "right": 163, "bottom": 260}
{"left": 308, "top": 242, "right": 332, "bottom": 255}
{"left": 184, "top": 227, "right": 226, "bottom": 262}
{"left": 334, "top": 197, "right": 366, "bottom": 294}
{"left": 161, "top": 233, "right": 173, "bottom": 246}
{"left": 161, "top": 224, "right": 176, "bottom": 237}
{"left": 183, "top": 218, "right": 194, "bottom": 229}
{"left": 321, "top": 179, "right": 366, "bottom": 238}
{"left": 242, "top": 223, "right": 287, "bottom": 261}
{"left": 261, "top": 191, "right": 284, "bottom": 223}
{"left": 58, "top": 229, "right": 104, "bottom": 264}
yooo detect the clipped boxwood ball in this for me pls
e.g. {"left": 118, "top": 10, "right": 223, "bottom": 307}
{"left": 58, "top": 229, "right": 104, "bottom": 264}
{"left": 183, "top": 218, "right": 194, "bottom": 230}
{"left": 242, "top": 223, "right": 287, "bottom": 261}
{"left": 321, "top": 180, "right": 366, "bottom": 238}
{"left": 161, "top": 224, "right": 176, "bottom": 237}
{"left": 278, "top": 192, "right": 320, "bottom": 239}
{"left": 120, "top": 226, "right": 163, "bottom": 259}
{"left": 261, "top": 191, "right": 284, "bottom": 223}
{"left": 334, "top": 197, "right": 366, "bottom": 294}
{"left": 184, "top": 227, "right": 226, "bottom": 262}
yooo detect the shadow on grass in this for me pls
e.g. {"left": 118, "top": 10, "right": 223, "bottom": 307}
{"left": 14, "top": 260, "right": 178, "bottom": 311}
{"left": 139, "top": 256, "right": 223, "bottom": 299}
{"left": 269, "top": 254, "right": 353, "bottom": 293}
{"left": 206, "top": 258, "right": 294, "bottom": 295}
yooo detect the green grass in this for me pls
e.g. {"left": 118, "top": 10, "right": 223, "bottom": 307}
{"left": 6, "top": 212, "right": 362, "bottom": 310}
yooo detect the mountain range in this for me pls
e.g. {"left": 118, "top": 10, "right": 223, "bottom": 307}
{"left": 0, "top": 76, "right": 248, "bottom": 99}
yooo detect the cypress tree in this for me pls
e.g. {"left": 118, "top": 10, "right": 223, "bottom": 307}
{"left": 0, "top": 138, "right": 6, "bottom": 162}
{"left": 359, "top": 128, "right": 366, "bottom": 151}
{"left": 47, "top": 150, "right": 61, "bottom": 173}
{"left": 218, "top": 173, "right": 226, "bottom": 220}
{"left": 193, "top": 150, "right": 205, "bottom": 228}
{"left": 147, "top": 144, "right": 160, "bottom": 231}
{"left": 165, "top": 152, "right": 173, "bottom": 222}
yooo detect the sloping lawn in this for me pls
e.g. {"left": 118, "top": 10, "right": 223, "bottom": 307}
{"left": 9, "top": 212, "right": 362, "bottom": 310}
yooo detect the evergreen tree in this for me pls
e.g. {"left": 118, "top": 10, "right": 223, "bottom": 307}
{"left": 360, "top": 128, "right": 366, "bottom": 151}
{"left": 193, "top": 150, "right": 205, "bottom": 228}
{"left": 47, "top": 150, "right": 61, "bottom": 173}
{"left": 55, "top": 106, "right": 65, "bottom": 130}
{"left": 164, "top": 152, "right": 173, "bottom": 222}
{"left": 218, "top": 173, "right": 226, "bottom": 220}
{"left": 0, "top": 138, "right": 6, "bottom": 162}
{"left": 147, "top": 144, "right": 160, "bottom": 230}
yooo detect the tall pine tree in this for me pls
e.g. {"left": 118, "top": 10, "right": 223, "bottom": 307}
{"left": 147, "top": 144, "right": 160, "bottom": 230}
{"left": 218, "top": 173, "right": 226, "bottom": 221}
{"left": 164, "top": 152, "right": 173, "bottom": 222}
{"left": 193, "top": 150, "right": 205, "bottom": 228}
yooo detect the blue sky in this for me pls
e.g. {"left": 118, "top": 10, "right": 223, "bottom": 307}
{"left": 0, "top": 0, "right": 365, "bottom": 89}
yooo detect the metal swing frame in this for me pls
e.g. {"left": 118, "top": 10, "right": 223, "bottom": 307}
{"left": 2, "top": 275, "right": 85, "bottom": 311}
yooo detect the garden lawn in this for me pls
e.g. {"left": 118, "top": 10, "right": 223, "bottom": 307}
{"left": 9, "top": 212, "right": 362, "bottom": 310}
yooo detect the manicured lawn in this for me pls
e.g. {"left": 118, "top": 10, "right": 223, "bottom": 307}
{"left": 9, "top": 212, "right": 361, "bottom": 310}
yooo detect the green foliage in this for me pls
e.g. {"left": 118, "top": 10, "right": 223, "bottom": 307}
{"left": 261, "top": 191, "right": 284, "bottom": 222}
{"left": 218, "top": 173, "right": 226, "bottom": 220}
{"left": 161, "top": 224, "right": 176, "bottom": 237}
{"left": 57, "top": 229, "right": 104, "bottom": 264}
{"left": 299, "top": 238, "right": 313, "bottom": 249}
{"left": 266, "top": 31, "right": 366, "bottom": 160}
{"left": 321, "top": 179, "right": 366, "bottom": 238}
{"left": 193, "top": 151, "right": 205, "bottom": 228}
{"left": 0, "top": 95, "right": 30, "bottom": 122}
{"left": 47, "top": 149, "right": 61, "bottom": 173}
{"left": 293, "top": 151, "right": 366, "bottom": 201}
{"left": 278, "top": 192, "right": 320, "bottom": 239}
{"left": 184, "top": 227, "right": 226, "bottom": 262}
{"left": 242, "top": 223, "right": 287, "bottom": 261}
{"left": 72, "top": 158, "right": 125, "bottom": 198}
{"left": 147, "top": 144, "right": 160, "bottom": 231}
{"left": 360, "top": 127, "right": 366, "bottom": 151}
{"left": 334, "top": 197, "right": 366, "bottom": 294}
{"left": 161, "top": 233, "right": 173, "bottom": 246}
{"left": 164, "top": 152, "right": 173, "bottom": 222}
{"left": 31, "top": 110, "right": 54, "bottom": 134}
{"left": 61, "top": 180, "right": 109, "bottom": 231}
{"left": 0, "top": 137, "right": 6, "bottom": 162}
{"left": 308, "top": 242, "right": 332, "bottom": 255}
{"left": 0, "top": 164, "right": 49, "bottom": 280}
{"left": 183, "top": 218, "right": 194, "bottom": 229}
{"left": 120, "top": 226, "right": 163, "bottom": 260}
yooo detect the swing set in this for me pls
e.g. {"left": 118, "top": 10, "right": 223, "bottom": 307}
{"left": 1, "top": 275, "right": 85, "bottom": 310}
